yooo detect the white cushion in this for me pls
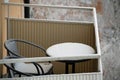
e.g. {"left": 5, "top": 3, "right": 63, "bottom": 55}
{"left": 15, "top": 62, "right": 53, "bottom": 74}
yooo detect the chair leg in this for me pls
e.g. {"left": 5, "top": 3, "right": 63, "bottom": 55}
{"left": 7, "top": 69, "right": 14, "bottom": 78}
{"left": 51, "top": 70, "right": 54, "bottom": 74}
{"left": 19, "top": 74, "right": 21, "bottom": 77}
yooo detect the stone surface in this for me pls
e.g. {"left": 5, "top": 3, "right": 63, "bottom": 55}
{"left": 101, "top": 0, "right": 120, "bottom": 80}
{"left": 30, "top": 0, "right": 94, "bottom": 22}
{"left": 30, "top": 0, "right": 120, "bottom": 80}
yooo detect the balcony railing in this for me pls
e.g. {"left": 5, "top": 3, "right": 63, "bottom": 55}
{"left": 1, "top": 2, "right": 102, "bottom": 80}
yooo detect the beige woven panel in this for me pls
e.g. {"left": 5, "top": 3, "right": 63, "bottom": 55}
{"left": 9, "top": 19, "right": 98, "bottom": 74}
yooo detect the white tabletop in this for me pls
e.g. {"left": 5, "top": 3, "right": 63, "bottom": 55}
{"left": 46, "top": 42, "right": 95, "bottom": 57}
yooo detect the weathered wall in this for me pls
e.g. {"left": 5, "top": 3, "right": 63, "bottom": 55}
{"left": 30, "top": 0, "right": 120, "bottom": 80}
{"left": 102, "top": 0, "right": 120, "bottom": 80}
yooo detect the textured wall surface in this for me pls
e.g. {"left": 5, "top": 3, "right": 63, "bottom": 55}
{"left": 30, "top": 0, "right": 120, "bottom": 80}
{"left": 101, "top": 0, "right": 120, "bottom": 80}
{"left": 30, "top": 0, "right": 95, "bottom": 22}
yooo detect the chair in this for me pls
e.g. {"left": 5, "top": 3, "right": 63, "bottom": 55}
{"left": 4, "top": 39, "right": 53, "bottom": 78}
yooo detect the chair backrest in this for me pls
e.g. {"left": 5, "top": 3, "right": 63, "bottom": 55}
{"left": 4, "top": 39, "right": 47, "bottom": 57}
{"left": 4, "top": 39, "right": 20, "bottom": 57}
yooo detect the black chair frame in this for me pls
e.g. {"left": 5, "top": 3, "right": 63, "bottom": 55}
{"left": 4, "top": 39, "right": 53, "bottom": 78}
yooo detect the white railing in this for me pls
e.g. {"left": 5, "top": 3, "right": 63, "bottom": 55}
{"left": 0, "top": 55, "right": 100, "bottom": 64}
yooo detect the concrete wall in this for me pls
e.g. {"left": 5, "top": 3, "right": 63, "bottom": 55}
{"left": 102, "top": 0, "right": 120, "bottom": 80}
{"left": 30, "top": 0, "right": 120, "bottom": 80}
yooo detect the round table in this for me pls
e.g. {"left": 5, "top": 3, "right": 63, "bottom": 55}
{"left": 46, "top": 42, "right": 95, "bottom": 73}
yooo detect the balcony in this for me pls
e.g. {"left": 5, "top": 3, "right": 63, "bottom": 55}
{"left": 0, "top": 1, "right": 102, "bottom": 80}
